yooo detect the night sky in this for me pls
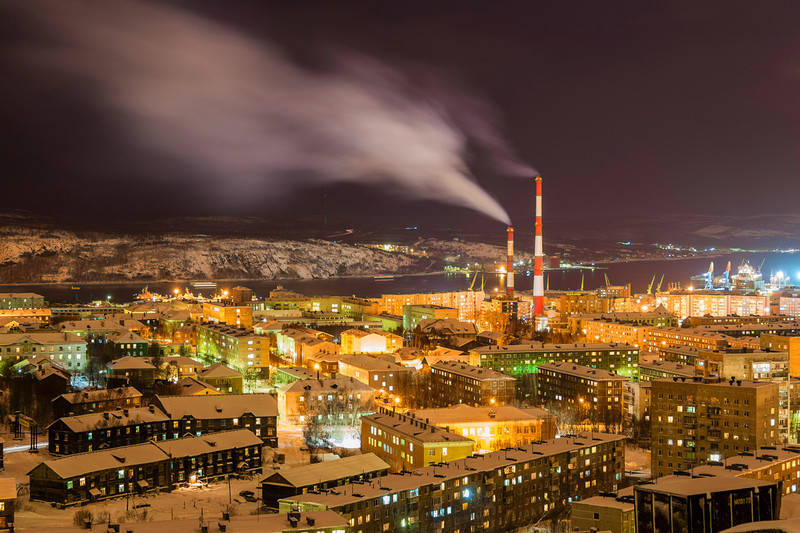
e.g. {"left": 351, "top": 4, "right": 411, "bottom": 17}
{"left": 2, "top": 1, "right": 799, "bottom": 231}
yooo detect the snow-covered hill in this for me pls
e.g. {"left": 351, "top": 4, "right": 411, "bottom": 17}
{"left": 0, "top": 226, "right": 424, "bottom": 282}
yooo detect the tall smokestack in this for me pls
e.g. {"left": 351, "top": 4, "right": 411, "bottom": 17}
{"left": 506, "top": 226, "right": 514, "bottom": 297}
{"left": 533, "top": 176, "right": 544, "bottom": 316}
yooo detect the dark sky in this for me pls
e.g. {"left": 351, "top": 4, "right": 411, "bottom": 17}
{"left": 2, "top": 1, "right": 799, "bottom": 231}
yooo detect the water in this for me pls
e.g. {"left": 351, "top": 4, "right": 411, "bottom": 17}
{"left": 2, "top": 252, "right": 798, "bottom": 303}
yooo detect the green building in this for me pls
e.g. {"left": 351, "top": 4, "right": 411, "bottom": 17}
{"left": 0, "top": 292, "right": 45, "bottom": 309}
{"left": 469, "top": 342, "right": 640, "bottom": 379}
{"left": 402, "top": 304, "right": 457, "bottom": 332}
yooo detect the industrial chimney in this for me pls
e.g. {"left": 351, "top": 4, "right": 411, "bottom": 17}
{"left": 506, "top": 226, "right": 514, "bottom": 297}
{"left": 533, "top": 176, "right": 544, "bottom": 317}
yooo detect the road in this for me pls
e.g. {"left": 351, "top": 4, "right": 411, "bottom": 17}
{"left": 5, "top": 441, "right": 47, "bottom": 454}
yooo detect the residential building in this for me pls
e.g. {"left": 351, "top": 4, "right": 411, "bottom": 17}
{"left": 414, "top": 318, "right": 478, "bottom": 349}
{"left": 0, "top": 332, "right": 87, "bottom": 373}
{"left": 275, "top": 328, "right": 339, "bottom": 366}
{"left": 639, "top": 360, "right": 696, "bottom": 381}
{"left": 261, "top": 453, "right": 389, "bottom": 507}
{"left": 106, "top": 331, "right": 149, "bottom": 357}
{"left": 57, "top": 319, "right": 147, "bottom": 340}
{"left": 537, "top": 362, "right": 626, "bottom": 428}
{"left": 106, "top": 356, "right": 157, "bottom": 389}
{"left": 0, "top": 293, "right": 45, "bottom": 309}
{"left": 429, "top": 360, "right": 517, "bottom": 407}
{"left": 151, "top": 393, "right": 278, "bottom": 446}
{"left": 360, "top": 409, "right": 474, "bottom": 471}
{"left": 409, "top": 404, "right": 556, "bottom": 453}
{"left": 281, "top": 433, "right": 626, "bottom": 533}
{"left": 52, "top": 386, "right": 143, "bottom": 418}
{"left": 340, "top": 329, "right": 402, "bottom": 354}
{"left": 0, "top": 478, "right": 15, "bottom": 532}
{"left": 197, "top": 363, "right": 244, "bottom": 393}
{"left": 403, "top": 304, "right": 458, "bottom": 332}
{"left": 29, "top": 429, "right": 263, "bottom": 504}
{"left": 761, "top": 333, "right": 800, "bottom": 376}
{"left": 470, "top": 342, "right": 640, "bottom": 379}
{"left": 201, "top": 301, "right": 253, "bottom": 328}
{"left": 158, "top": 355, "right": 203, "bottom": 380}
{"left": 276, "top": 377, "right": 375, "bottom": 424}
{"left": 655, "top": 292, "right": 770, "bottom": 320}
{"left": 570, "top": 495, "right": 634, "bottom": 533}
{"left": 634, "top": 471, "right": 779, "bottom": 533}
{"left": 559, "top": 291, "right": 613, "bottom": 316}
{"left": 196, "top": 323, "right": 269, "bottom": 370}
{"left": 48, "top": 406, "right": 170, "bottom": 455}
{"left": 375, "top": 290, "right": 485, "bottom": 323}
{"left": 650, "top": 377, "right": 781, "bottom": 478}
{"left": 271, "top": 366, "right": 317, "bottom": 385}
{"left": 174, "top": 377, "right": 220, "bottom": 396}
{"left": 337, "top": 355, "right": 412, "bottom": 395}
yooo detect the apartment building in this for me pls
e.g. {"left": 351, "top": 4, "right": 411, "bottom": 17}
{"left": 360, "top": 409, "right": 474, "bottom": 471}
{"left": 196, "top": 323, "right": 269, "bottom": 370}
{"left": 429, "top": 361, "right": 517, "bottom": 407}
{"left": 650, "top": 377, "right": 780, "bottom": 478}
{"left": 537, "top": 362, "right": 626, "bottom": 428}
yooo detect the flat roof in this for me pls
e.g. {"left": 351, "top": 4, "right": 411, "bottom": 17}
{"left": 538, "top": 362, "right": 627, "bottom": 381}
{"left": 639, "top": 360, "right": 696, "bottom": 377}
{"left": 573, "top": 495, "right": 633, "bottom": 512}
{"left": 634, "top": 472, "right": 775, "bottom": 497}
{"left": 431, "top": 360, "right": 516, "bottom": 381}
{"left": 472, "top": 342, "right": 638, "bottom": 355}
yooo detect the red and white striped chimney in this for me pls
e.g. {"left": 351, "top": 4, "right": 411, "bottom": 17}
{"left": 506, "top": 226, "right": 514, "bottom": 297}
{"left": 533, "top": 176, "right": 544, "bottom": 316}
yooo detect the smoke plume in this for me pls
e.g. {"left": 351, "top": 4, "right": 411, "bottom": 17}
{"left": 10, "top": 0, "right": 533, "bottom": 224}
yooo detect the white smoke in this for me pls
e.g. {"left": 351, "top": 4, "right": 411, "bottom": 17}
{"left": 12, "top": 0, "right": 533, "bottom": 224}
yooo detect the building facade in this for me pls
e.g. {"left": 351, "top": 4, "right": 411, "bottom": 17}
{"left": 429, "top": 361, "right": 517, "bottom": 407}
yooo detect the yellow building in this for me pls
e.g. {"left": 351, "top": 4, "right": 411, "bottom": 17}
{"left": 375, "top": 290, "right": 485, "bottom": 323}
{"left": 645, "top": 327, "right": 731, "bottom": 351}
{"left": 761, "top": 334, "right": 800, "bottom": 376}
{"left": 409, "top": 404, "right": 556, "bottom": 454}
{"left": 570, "top": 495, "right": 634, "bottom": 533}
{"left": 583, "top": 319, "right": 649, "bottom": 348}
{"left": 655, "top": 292, "right": 770, "bottom": 320}
{"left": 196, "top": 323, "right": 269, "bottom": 370}
{"left": 361, "top": 408, "right": 474, "bottom": 471}
{"left": 201, "top": 302, "right": 253, "bottom": 328}
{"left": 340, "top": 329, "right": 402, "bottom": 354}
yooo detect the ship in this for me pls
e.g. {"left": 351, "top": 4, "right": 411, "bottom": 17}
{"left": 191, "top": 281, "right": 218, "bottom": 289}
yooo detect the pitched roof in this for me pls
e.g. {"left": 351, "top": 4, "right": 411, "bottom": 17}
{"left": 538, "top": 362, "right": 627, "bottom": 381}
{"left": 0, "top": 478, "right": 15, "bottom": 500}
{"left": 261, "top": 453, "right": 389, "bottom": 488}
{"left": 418, "top": 318, "right": 477, "bottom": 335}
{"left": 54, "top": 386, "right": 142, "bottom": 406}
{"left": 107, "top": 356, "right": 156, "bottom": 370}
{"left": 363, "top": 411, "right": 474, "bottom": 444}
{"left": 0, "top": 332, "right": 85, "bottom": 346}
{"left": 106, "top": 331, "right": 147, "bottom": 344}
{"left": 279, "top": 377, "right": 374, "bottom": 395}
{"left": 32, "top": 442, "right": 169, "bottom": 479}
{"left": 410, "top": 404, "right": 553, "bottom": 425}
{"left": 431, "top": 360, "right": 516, "bottom": 382}
{"left": 338, "top": 354, "right": 407, "bottom": 372}
{"left": 58, "top": 319, "right": 146, "bottom": 332}
{"left": 155, "top": 429, "right": 262, "bottom": 458}
{"left": 198, "top": 363, "right": 242, "bottom": 379}
{"left": 48, "top": 407, "right": 168, "bottom": 432}
{"left": 154, "top": 393, "right": 278, "bottom": 419}
{"left": 161, "top": 356, "right": 203, "bottom": 369}
{"left": 176, "top": 377, "right": 220, "bottom": 395}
